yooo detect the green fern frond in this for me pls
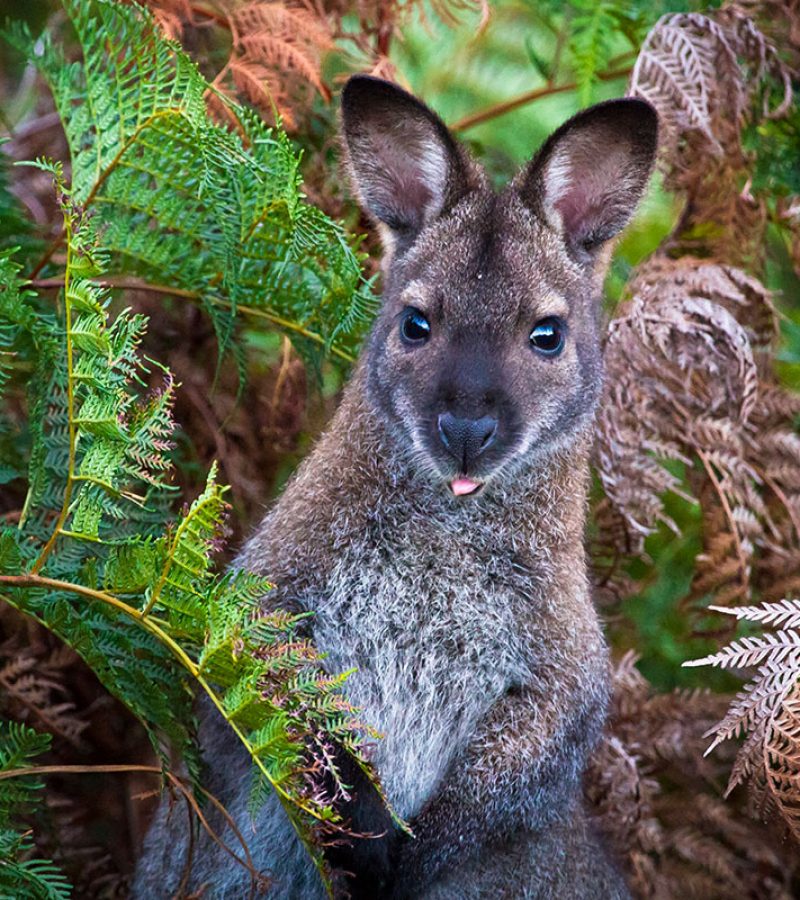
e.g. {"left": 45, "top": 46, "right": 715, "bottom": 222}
{"left": 18, "top": 185, "right": 175, "bottom": 560}
{"left": 143, "top": 465, "right": 228, "bottom": 623}
{"left": 0, "top": 179, "right": 390, "bottom": 891}
{"left": 0, "top": 721, "right": 50, "bottom": 817}
{"left": 10, "top": 0, "right": 377, "bottom": 371}
{"left": 569, "top": 0, "right": 628, "bottom": 105}
{"left": 0, "top": 722, "right": 72, "bottom": 900}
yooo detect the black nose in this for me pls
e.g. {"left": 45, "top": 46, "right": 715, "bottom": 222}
{"left": 437, "top": 413, "right": 498, "bottom": 469}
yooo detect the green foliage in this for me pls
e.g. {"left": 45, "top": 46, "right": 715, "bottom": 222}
{"left": 7, "top": 0, "right": 376, "bottom": 373}
{"left": 0, "top": 722, "right": 71, "bottom": 899}
{"left": 0, "top": 168, "right": 384, "bottom": 886}
{"left": 0, "top": 147, "right": 36, "bottom": 259}
{"left": 0, "top": 0, "right": 391, "bottom": 889}
{"left": 567, "top": 0, "right": 634, "bottom": 104}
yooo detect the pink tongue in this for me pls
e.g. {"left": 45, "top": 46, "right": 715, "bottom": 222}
{"left": 450, "top": 477, "right": 481, "bottom": 496}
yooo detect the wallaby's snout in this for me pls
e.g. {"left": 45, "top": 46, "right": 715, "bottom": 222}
{"left": 431, "top": 343, "right": 508, "bottom": 482}
{"left": 341, "top": 75, "right": 658, "bottom": 499}
{"left": 437, "top": 412, "right": 498, "bottom": 469}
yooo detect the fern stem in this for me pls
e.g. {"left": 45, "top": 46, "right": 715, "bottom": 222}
{"left": 30, "top": 277, "right": 199, "bottom": 298}
{"left": 0, "top": 763, "right": 169, "bottom": 780}
{"left": 71, "top": 474, "right": 146, "bottom": 503}
{"left": 219, "top": 300, "right": 356, "bottom": 363}
{"left": 31, "top": 212, "right": 77, "bottom": 574}
{"left": 451, "top": 66, "right": 633, "bottom": 132}
{"left": 29, "top": 276, "right": 357, "bottom": 363}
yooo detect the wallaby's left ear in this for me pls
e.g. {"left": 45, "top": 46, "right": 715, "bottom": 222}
{"left": 516, "top": 98, "right": 658, "bottom": 262}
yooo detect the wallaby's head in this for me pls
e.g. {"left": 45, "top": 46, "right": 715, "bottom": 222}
{"left": 341, "top": 76, "right": 657, "bottom": 498}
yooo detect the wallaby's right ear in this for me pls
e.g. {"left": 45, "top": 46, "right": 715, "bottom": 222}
{"left": 341, "top": 75, "right": 476, "bottom": 248}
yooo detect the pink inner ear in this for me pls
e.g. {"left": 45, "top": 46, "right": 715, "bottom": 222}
{"left": 388, "top": 166, "right": 435, "bottom": 229}
{"left": 366, "top": 128, "right": 445, "bottom": 231}
{"left": 549, "top": 143, "right": 634, "bottom": 246}
{"left": 555, "top": 189, "right": 598, "bottom": 241}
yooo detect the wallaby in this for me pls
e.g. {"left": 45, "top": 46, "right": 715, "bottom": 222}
{"left": 134, "top": 76, "right": 658, "bottom": 899}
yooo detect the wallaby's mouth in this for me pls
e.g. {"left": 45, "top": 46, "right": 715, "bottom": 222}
{"left": 450, "top": 476, "right": 483, "bottom": 497}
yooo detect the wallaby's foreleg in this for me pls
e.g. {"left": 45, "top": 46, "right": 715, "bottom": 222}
{"left": 389, "top": 676, "right": 609, "bottom": 895}
{"left": 322, "top": 747, "right": 400, "bottom": 899}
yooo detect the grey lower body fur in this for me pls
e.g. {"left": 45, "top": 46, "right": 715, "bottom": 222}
{"left": 133, "top": 703, "right": 629, "bottom": 900}
{"left": 423, "top": 816, "right": 630, "bottom": 900}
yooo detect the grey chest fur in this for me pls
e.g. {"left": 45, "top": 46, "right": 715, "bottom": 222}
{"left": 308, "top": 524, "right": 541, "bottom": 820}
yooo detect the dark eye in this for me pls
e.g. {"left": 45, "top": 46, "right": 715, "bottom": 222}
{"left": 529, "top": 317, "right": 565, "bottom": 356}
{"left": 400, "top": 307, "right": 431, "bottom": 346}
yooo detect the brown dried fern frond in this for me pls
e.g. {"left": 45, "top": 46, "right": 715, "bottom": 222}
{"left": 625, "top": 257, "right": 778, "bottom": 367}
{"left": 596, "top": 193, "right": 800, "bottom": 609}
{"left": 143, "top": 0, "right": 487, "bottom": 130}
{"left": 589, "top": 654, "right": 796, "bottom": 898}
{"left": 34, "top": 789, "right": 132, "bottom": 899}
{"left": 598, "top": 4, "right": 800, "bottom": 605}
{"left": 687, "top": 602, "right": 800, "bottom": 843}
{"left": 143, "top": 0, "right": 334, "bottom": 128}
{"left": 0, "top": 642, "right": 88, "bottom": 748}
{"left": 146, "top": 0, "right": 338, "bottom": 130}
{"left": 628, "top": 9, "right": 792, "bottom": 267}
{"left": 595, "top": 256, "right": 779, "bottom": 608}
{"left": 730, "top": 0, "right": 800, "bottom": 69}
{"left": 146, "top": 0, "right": 194, "bottom": 40}
{"left": 224, "top": 1, "right": 336, "bottom": 129}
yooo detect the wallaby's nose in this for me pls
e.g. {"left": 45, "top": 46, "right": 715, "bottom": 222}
{"left": 437, "top": 413, "right": 498, "bottom": 469}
